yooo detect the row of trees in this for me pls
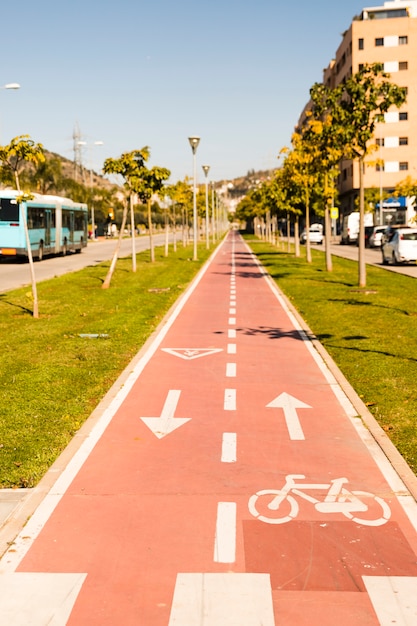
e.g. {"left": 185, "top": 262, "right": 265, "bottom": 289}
{"left": 0, "top": 136, "right": 220, "bottom": 316}
{"left": 235, "top": 63, "right": 412, "bottom": 287}
{"left": 0, "top": 138, "right": 208, "bottom": 234}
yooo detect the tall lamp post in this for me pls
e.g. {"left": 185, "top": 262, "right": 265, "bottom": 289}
{"left": 78, "top": 140, "right": 104, "bottom": 240}
{"left": 202, "top": 165, "right": 210, "bottom": 249}
{"left": 188, "top": 135, "right": 200, "bottom": 260}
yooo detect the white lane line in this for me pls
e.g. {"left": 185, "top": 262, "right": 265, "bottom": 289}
{"left": 213, "top": 502, "right": 237, "bottom": 563}
{"left": 363, "top": 576, "right": 417, "bottom": 625}
{"left": 226, "top": 362, "right": 237, "bottom": 377}
{"left": 227, "top": 343, "right": 237, "bottom": 354}
{"left": 228, "top": 317, "right": 236, "bottom": 325}
{"left": 221, "top": 433, "right": 237, "bottom": 462}
{"left": 224, "top": 389, "right": 236, "bottom": 410}
{"left": 229, "top": 308, "right": 236, "bottom": 315}
{"left": 228, "top": 329, "right": 236, "bottom": 339}
{"left": 169, "top": 573, "right": 275, "bottom": 625}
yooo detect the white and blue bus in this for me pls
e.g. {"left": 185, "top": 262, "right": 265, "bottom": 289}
{"left": 0, "top": 190, "right": 88, "bottom": 260}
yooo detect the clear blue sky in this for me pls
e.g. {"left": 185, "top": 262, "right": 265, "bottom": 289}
{"left": 1, "top": 0, "right": 367, "bottom": 184}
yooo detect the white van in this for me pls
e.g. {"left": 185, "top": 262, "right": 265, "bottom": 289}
{"left": 341, "top": 212, "right": 374, "bottom": 244}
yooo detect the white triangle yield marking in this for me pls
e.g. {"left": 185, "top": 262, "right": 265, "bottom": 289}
{"left": 0, "top": 572, "right": 87, "bottom": 625}
{"left": 161, "top": 348, "right": 223, "bottom": 360}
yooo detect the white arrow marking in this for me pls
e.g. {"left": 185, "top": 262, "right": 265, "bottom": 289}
{"left": 141, "top": 390, "right": 191, "bottom": 439}
{"left": 267, "top": 392, "right": 311, "bottom": 440}
{"left": 161, "top": 348, "right": 222, "bottom": 360}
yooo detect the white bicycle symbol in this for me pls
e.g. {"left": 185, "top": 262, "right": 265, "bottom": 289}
{"left": 248, "top": 474, "right": 391, "bottom": 527}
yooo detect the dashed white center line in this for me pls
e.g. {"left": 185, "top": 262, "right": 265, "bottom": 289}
{"left": 221, "top": 432, "right": 237, "bottom": 463}
{"left": 227, "top": 343, "right": 237, "bottom": 354}
{"left": 229, "top": 308, "right": 236, "bottom": 315}
{"left": 228, "top": 329, "right": 236, "bottom": 339}
{"left": 226, "top": 362, "right": 237, "bottom": 377}
{"left": 213, "top": 502, "right": 237, "bottom": 563}
{"left": 224, "top": 388, "right": 236, "bottom": 410}
{"left": 228, "top": 317, "right": 236, "bottom": 325}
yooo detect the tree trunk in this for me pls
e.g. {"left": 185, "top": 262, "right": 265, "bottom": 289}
{"left": 305, "top": 187, "right": 312, "bottom": 263}
{"left": 130, "top": 193, "right": 137, "bottom": 272}
{"left": 15, "top": 176, "right": 39, "bottom": 318}
{"left": 358, "top": 156, "right": 366, "bottom": 287}
{"left": 324, "top": 173, "right": 333, "bottom": 272}
{"left": 294, "top": 217, "right": 300, "bottom": 257}
{"left": 325, "top": 204, "right": 333, "bottom": 272}
{"left": 102, "top": 201, "right": 129, "bottom": 289}
{"left": 147, "top": 198, "right": 155, "bottom": 262}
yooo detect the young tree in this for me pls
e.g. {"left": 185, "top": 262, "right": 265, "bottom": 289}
{"left": 304, "top": 83, "right": 346, "bottom": 271}
{"left": 132, "top": 165, "right": 171, "bottom": 262}
{"left": 336, "top": 63, "right": 406, "bottom": 286}
{"left": 102, "top": 148, "right": 149, "bottom": 286}
{"left": 284, "top": 132, "right": 321, "bottom": 263}
{"left": 0, "top": 135, "right": 45, "bottom": 318}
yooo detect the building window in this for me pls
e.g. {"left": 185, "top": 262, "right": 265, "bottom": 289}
{"left": 376, "top": 163, "right": 384, "bottom": 172}
{"left": 399, "top": 36, "right": 408, "bottom": 45}
{"left": 358, "top": 38, "right": 364, "bottom": 50}
{"left": 399, "top": 162, "right": 408, "bottom": 171}
{"left": 399, "top": 137, "right": 408, "bottom": 145}
{"left": 399, "top": 61, "right": 408, "bottom": 70}
{"left": 376, "top": 138, "right": 384, "bottom": 147}
{"left": 375, "top": 37, "right": 384, "bottom": 46}
{"left": 399, "top": 112, "right": 408, "bottom": 121}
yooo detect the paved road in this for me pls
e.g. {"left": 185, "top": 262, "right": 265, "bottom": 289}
{"left": 327, "top": 239, "right": 417, "bottom": 278}
{"left": 0, "top": 233, "right": 171, "bottom": 293}
{"left": 1, "top": 231, "right": 416, "bottom": 624}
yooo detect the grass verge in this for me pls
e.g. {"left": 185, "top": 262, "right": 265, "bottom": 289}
{"left": 245, "top": 236, "right": 417, "bottom": 476}
{"left": 0, "top": 244, "right": 212, "bottom": 487}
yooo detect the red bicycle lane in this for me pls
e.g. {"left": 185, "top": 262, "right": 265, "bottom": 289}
{"left": 1, "top": 231, "right": 417, "bottom": 625}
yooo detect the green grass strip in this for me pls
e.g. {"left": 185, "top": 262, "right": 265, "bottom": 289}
{"left": 0, "top": 244, "right": 213, "bottom": 487}
{"left": 245, "top": 236, "right": 417, "bottom": 476}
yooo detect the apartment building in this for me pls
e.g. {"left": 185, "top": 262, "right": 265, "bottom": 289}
{"left": 310, "top": 0, "right": 417, "bottom": 225}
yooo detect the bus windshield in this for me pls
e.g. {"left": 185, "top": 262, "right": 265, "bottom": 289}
{"left": 0, "top": 198, "right": 19, "bottom": 222}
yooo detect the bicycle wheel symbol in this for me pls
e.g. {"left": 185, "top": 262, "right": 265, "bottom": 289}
{"left": 248, "top": 491, "right": 299, "bottom": 524}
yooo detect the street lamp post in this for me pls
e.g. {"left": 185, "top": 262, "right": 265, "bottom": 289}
{"left": 188, "top": 136, "right": 200, "bottom": 261}
{"left": 202, "top": 165, "right": 210, "bottom": 249}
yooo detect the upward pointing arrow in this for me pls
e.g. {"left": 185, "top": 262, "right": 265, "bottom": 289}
{"left": 141, "top": 390, "right": 191, "bottom": 439}
{"left": 267, "top": 392, "right": 311, "bottom": 440}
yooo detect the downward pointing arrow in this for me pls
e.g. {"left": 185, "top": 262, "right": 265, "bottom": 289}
{"left": 267, "top": 392, "right": 311, "bottom": 440}
{"left": 141, "top": 390, "right": 191, "bottom": 439}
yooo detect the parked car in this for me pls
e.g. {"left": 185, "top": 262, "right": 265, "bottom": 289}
{"left": 341, "top": 212, "right": 373, "bottom": 244}
{"left": 381, "top": 227, "right": 417, "bottom": 265}
{"left": 368, "top": 225, "right": 386, "bottom": 248}
{"left": 381, "top": 224, "right": 410, "bottom": 245}
{"left": 300, "top": 224, "right": 323, "bottom": 245}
